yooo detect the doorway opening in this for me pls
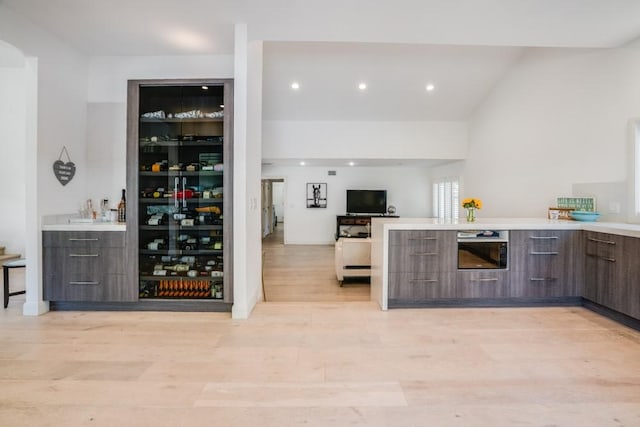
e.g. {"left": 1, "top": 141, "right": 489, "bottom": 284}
{"left": 260, "top": 177, "right": 369, "bottom": 302}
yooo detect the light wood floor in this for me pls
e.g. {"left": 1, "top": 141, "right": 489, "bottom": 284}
{"left": 262, "top": 225, "right": 370, "bottom": 302}
{"left": 2, "top": 297, "right": 640, "bottom": 426}
{"left": 2, "top": 236, "right": 640, "bottom": 425}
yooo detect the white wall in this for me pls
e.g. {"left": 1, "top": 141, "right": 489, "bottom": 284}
{"left": 263, "top": 120, "right": 467, "bottom": 160}
{"left": 0, "top": 65, "right": 27, "bottom": 256}
{"left": 262, "top": 165, "right": 431, "bottom": 244}
{"left": 1, "top": 5, "right": 90, "bottom": 315}
{"left": 272, "top": 181, "right": 284, "bottom": 222}
{"left": 451, "top": 46, "right": 640, "bottom": 218}
{"left": 85, "top": 55, "right": 235, "bottom": 206}
{"left": 0, "top": 5, "right": 89, "bottom": 216}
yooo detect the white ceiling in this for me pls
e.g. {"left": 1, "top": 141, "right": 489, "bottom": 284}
{"left": 4, "top": 0, "right": 640, "bottom": 56}
{"left": 3, "top": 0, "right": 640, "bottom": 163}
{"left": 262, "top": 42, "right": 525, "bottom": 121}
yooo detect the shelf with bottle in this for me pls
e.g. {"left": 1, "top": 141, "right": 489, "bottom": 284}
{"left": 139, "top": 135, "right": 223, "bottom": 144}
{"left": 140, "top": 117, "right": 224, "bottom": 124}
{"left": 142, "top": 212, "right": 222, "bottom": 227}
{"left": 139, "top": 170, "right": 223, "bottom": 177}
{"left": 139, "top": 225, "right": 223, "bottom": 233}
{"left": 139, "top": 197, "right": 223, "bottom": 204}
{"left": 139, "top": 279, "right": 224, "bottom": 299}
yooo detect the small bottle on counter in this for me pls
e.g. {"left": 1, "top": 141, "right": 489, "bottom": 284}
{"left": 117, "top": 189, "right": 126, "bottom": 223}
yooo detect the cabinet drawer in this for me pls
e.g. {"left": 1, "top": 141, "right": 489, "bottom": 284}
{"left": 389, "top": 272, "right": 455, "bottom": 300}
{"left": 388, "top": 250, "right": 449, "bottom": 273}
{"left": 43, "top": 231, "right": 126, "bottom": 248}
{"left": 43, "top": 274, "right": 125, "bottom": 301}
{"left": 584, "top": 232, "right": 622, "bottom": 259}
{"left": 389, "top": 230, "right": 452, "bottom": 247}
{"left": 510, "top": 230, "right": 568, "bottom": 247}
{"left": 510, "top": 272, "right": 572, "bottom": 298}
{"left": 44, "top": 248, "right": 126, "bottom": 275}
{"left": 456, "top": 271, "right": 509, "bottom": 298}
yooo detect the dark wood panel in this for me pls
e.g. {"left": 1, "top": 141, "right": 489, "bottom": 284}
{"left": 456, "top": 271, "right": 509, "bottom": 298}
{"left": 44, "top": 274, "right": 104, "bottom": 301}
{"left": 388, "top": 230, "right": 455, "bottom": 272}
{"left": 510, "top": 272, "right": 567, "bottom": 298}
{"left": 388, "top": 272, "right": 456, "bottom": 300}
{"left": 43, "top": 231, "right": 126, "bottom": 248}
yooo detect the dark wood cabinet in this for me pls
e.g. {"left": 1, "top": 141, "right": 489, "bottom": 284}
{"left": 583, "top": 231, "right": 624, "bottom": 310}
{"left": 583, "top": 232, "right": 640, "bottom": 321}
{"left": 43, "top": 231, "right": 133, "bottom": 302}
{"left": 620, "top": 236, "right": 640, "bottom": 319}
{"left": 456, "top": 270, "right": 510, "bottom": 298}
{"left": 509, "top": 230, "right": 583, "bottom": 298}
{"left": 387, "top": 230, "right": 456, "bottom": 301}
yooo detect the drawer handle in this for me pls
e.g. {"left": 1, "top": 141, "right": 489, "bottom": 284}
{"left": 69, "top": 254, "right": 100, "bottom": 257}
{"left": 586, "top": 253, "right": 616, "bottom": 262}
{"left": 529, "top": 277, "right": 557, "bottom": 282}
{"left": 410, "top": 252, "right": 438, "bottom": 256}
{"left": 530, "top": 251, "right": 559, "bottom": 255}
{"left": 68, "top": 238, "right": 99, "bottom": 241}
{"left": 69, "top": 281, "right": 99, "bottom": 285}
{"left": 587, "top": 237, "right": 616, "bottom": 245}
{"left": 408, "top": 237, "right": 437, "bottom": 241}
{"left": 409, "top": 279, "right": 438, "bottom": 283}
{"left": 529, "top": 236, "right": 558, "bottom": 240}
{"left": 470, "top": 278, "right": 499, "bottom": 282}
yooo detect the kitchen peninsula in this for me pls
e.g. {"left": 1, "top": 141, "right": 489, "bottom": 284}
{"left": 370, "top": 217, "right": 640, "bottom": 328}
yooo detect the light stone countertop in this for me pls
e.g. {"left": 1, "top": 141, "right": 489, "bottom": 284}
{"left": 369, "top": 217, "right": 640, "bottom": 238}
{"left": 42, "top": 214, "right": 126, "bottom": 231}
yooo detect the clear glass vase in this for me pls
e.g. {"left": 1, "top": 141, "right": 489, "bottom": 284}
{"left": 466, "top": 207, "right": 476, "bottom": 222}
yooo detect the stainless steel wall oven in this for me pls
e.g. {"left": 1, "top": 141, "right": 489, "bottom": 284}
{"left": 457, "top": 230, "right": 508, "bottom": 270}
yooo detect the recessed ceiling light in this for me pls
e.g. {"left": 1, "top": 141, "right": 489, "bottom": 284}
{"left": 299, "top": 161, "right": 305, "bottom": 166}
{"left": 358, "top": 82, "right": 367, "bottom": 91}
{"left": 348, "top": 161, "right": 355, "bottom": 166}
{"left": 291, "top": 82, "right": 300, "bottom": 90}
{"left": 426, "top": 83, "right": 436, "bottom": 92}
{"left": 201, "top": 86, "right": 209, "bottom": 90}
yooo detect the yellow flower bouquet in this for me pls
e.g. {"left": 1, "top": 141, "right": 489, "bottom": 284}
{"left": 462, "top": 198, "right": 482, "bottom": 222}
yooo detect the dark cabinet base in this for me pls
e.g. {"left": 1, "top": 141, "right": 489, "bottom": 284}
{"left": 50, "top": 300, "right": 232, "bottom": 312}
{"left": 388, "top": 297, "right": 582, "bottom": 309}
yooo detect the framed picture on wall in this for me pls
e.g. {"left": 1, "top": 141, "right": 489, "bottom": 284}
{"left": 306, "top": 183, "right": 327, "bottom": 208}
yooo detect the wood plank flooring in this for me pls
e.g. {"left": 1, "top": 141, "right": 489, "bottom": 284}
{"left": 262, "top": 226, "right": 370, "bottom": 302}
{"left": 1, "top": 299, "right": 640, "bottom": 426}
{"left": 1, "top": 230, "right": 640, "bottom": 425}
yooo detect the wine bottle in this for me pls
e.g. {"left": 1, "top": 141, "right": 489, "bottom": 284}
{"left": 117, "top": 189, "right": 126, "bottom": 222}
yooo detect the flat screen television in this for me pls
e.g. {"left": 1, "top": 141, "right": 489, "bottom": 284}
{"left": 346, "top": 190, "right": 387, "bottom": 215}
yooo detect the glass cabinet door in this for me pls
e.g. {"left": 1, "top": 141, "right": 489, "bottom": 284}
{"left": 136, "top": 85, "right": 226, "bottom": 300}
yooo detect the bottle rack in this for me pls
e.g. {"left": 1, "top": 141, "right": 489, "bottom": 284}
{"left": 128, "top": 80, "right": 233, "bottom": 305}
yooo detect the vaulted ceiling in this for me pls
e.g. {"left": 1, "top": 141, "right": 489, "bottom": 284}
{"left": 3, "top": 0, "right": 640, "bottom": 123}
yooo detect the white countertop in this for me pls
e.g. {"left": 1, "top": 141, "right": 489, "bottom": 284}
{"left": 369, "top": 217, "right": 640, "bottom": 310}
{"left": 42, "top": 214, "right": 126, "bottom": 231}
{"left": 370, "top": 217, "right": 640, "bottom": 238}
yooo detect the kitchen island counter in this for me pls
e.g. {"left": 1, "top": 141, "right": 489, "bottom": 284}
{"left": 370, "top": 217, "right": 640, "bottom": 310}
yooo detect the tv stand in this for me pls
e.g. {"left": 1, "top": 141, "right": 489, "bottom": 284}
{"left": 335, "top": 237, "right": 371, "bottom": 284}
{"left": 335, "top": 214, "right": 397, "bottom": 240}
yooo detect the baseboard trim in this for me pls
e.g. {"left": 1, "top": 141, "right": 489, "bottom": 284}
{"left": 50, "top": 300, "right": 232, "bottom": 312}
{"left": 388, "top": 297, "right": 582, "bottom": 309}
{"left": 582, "top": 299, "right": 640, "bottom": 332}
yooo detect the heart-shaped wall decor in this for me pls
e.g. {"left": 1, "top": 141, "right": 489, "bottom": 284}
{"left": 53, "top": 160, "right": 76, "bottom": 186}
